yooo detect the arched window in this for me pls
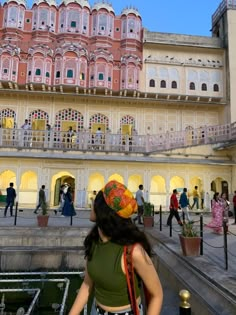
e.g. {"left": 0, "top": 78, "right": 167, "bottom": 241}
{"left": 171, "top": 81, "right": 177, "bottom": 89}
{"left": 189, "top": 82, "right": 195, "bottom": 90}
{"left": 56, "top": 71, "right": 60, "bottom": 78}
{"left": 35, "top": 68, "right": 41, "bottom": 75}
{"left": 46, "top": 72, "right": 50, "bottom": 78}
{"left": 80, "top": 73, "right": 85, "bottom": 80}
{"left": 67, "top": 69, "right": 73, "bottom": 78}
{"left": 213, "top": 84, "right": 219, "bottom": 92}
{"left": 201, "top": 83, "right": 207, "bottom": 91}
{"left": 98, "top": 73, "right": 104, "bottom": 80}
{"left": 160, "top": 80, "right": 166, "bottom": 88}
{"left": 149, "top": 79, "right": 155, "bottom": 87}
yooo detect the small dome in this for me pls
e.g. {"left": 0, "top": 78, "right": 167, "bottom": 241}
{"left": 92, "top": 1, "right": 115, "bottom": 13}
{"left": 4, "top": 0, "right": 27, "bottom": 6}
{"left": 121, "top": 7, "right": 141, "bottom": 18}
{"left": 61, "top": 0, "right": 90, "bottom": 8}
{"left": 33, "top": 0, "right": 57, "bottom": 6}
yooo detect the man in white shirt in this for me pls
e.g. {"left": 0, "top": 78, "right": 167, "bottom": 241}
{"left": 134, "top": 184, "right": 145, "bottom": 224}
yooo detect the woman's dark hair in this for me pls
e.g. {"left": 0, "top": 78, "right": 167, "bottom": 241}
{"left": 213, "top": 192, "right": 219, "bottom": 201}
{"left": 84, "top": 191, "right": 152, "bottom": 260}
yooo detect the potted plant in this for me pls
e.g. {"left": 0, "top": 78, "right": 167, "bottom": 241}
{"left": 143, "top": 202, "right": 154, "bottom": 228}
{"left": 179, "top": 221, "right": 201, "bottom": 256}
{"left": 37, "top": 202, "right": 49, "bottom": 227}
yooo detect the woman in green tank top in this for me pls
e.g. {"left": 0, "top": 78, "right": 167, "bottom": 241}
{"left": 69, "top": 180, "right": 163, "bottom": 315}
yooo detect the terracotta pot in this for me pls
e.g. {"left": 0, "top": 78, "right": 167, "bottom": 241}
{"left": 37, "top": 215, "right": 49, "bottom": 227}
{"left": 179, "top": 234, "right": 201, "bottom": 256}
{"left": 143, "top": 216, "right": 154, "bottom": 228}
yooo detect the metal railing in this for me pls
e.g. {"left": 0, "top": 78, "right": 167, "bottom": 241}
{"left": 0, "top": 121, "right": 235, "bottom": 154}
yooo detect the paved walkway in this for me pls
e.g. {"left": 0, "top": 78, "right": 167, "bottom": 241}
{"left": 0, "top": 207, "right": 236, "bottom": 314}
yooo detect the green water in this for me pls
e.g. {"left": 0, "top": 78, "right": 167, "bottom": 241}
{"left": 0, "top": 272, "right": 92, "bottom": 314}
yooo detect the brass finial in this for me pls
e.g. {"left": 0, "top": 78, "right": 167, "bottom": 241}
{"left": 179, "top": 289, "right": 191, "bottom": 309}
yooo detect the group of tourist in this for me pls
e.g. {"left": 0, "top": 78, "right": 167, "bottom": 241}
{"left": 33, "top": 183, "right": 76, "bottom": 217}
{"left": 166, "top": 186, "right": 236, "bottom": 235}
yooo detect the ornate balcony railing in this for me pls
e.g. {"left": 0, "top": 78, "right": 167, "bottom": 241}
{"left": 0, "top": 122, "right": 235, "bottom": 155}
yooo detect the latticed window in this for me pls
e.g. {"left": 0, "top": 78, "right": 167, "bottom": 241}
{"left": 160, "top": 80, "right": 166, "bottom": 88}
{"left": 120, "top": 115, "right": 135, "bottom": 128}
{"left": 54, "top": 109, "right": 84, "bottom": 131}
{"left": 29, "top": 109, "right": 49, "bottom": 126}
{"left": 201, "top": 83, "right": 207, "bottom": 91}
{"left": 89, "top": 113, "right": 109, "bottom": 130}
{"left": 213, "top": 84, "right": 219, "bottom": 92}
{"left": 35, "top": 68, "right": 41, "bottom": 75}
{"left": 98, "top": 73, "right": 104, "bottom": 80}
{"left": 67, "top": 69, "right": 73, "bottom": 78}
{"left": 171, "top": 81, "right": 177, "bottom": 89}
{"left": 189, "top": 82, "right": 195, "bottom": 90}
{"left": 149, "top": 79, "right": 155, "bottom": 87}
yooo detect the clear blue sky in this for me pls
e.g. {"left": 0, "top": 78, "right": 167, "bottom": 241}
{"left": 90, "top": 0, "right": 222, "bottom": 36}
{"left": 24, "top": 0, "right": 222, "bottom": 36}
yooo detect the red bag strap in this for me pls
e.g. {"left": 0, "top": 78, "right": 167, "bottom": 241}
{"left": 124, "top": 245, "right": 140, "bottom": 315}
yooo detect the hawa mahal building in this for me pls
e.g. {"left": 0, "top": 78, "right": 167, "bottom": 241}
{"left": 0, "top": 0, "right": 235, "bottom": 209}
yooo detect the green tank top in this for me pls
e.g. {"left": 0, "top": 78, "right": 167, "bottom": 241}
{"left": 87, "top": 240, "right": 140, "bottom": 307}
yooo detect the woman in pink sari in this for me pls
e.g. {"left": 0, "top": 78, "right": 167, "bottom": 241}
{"left": 206, "top": 192, "right": 224, "bottom": 234}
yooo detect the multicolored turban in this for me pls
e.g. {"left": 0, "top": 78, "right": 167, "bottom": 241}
{"left": 102, "top": 180, "right": 137, "bottom": 219}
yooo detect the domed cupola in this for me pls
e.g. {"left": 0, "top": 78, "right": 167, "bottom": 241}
{"left": 3, "top": 0, "right": 26, "bottom": 29}
{"left": 92, "top": 1, "right": 114, "bottom": 13}
{"left": 58, "top": 0, "right": 90, "bottom": 35}
{"left": 121, "top": 7, "right": 141, "bottom": 18}
{"left": 91, "top": 1, "right": 115, "bottom": 37}
{"left": 120, "top": 6, "right": 142, "bottom": 41}
{"left": 4, "top": 0, "right": 27, "bottom": 7}
{"left": 33, "top": 0, "right": 57, "bottom": 6}
{"left": 61, "top": 0, "right": 90, "bottom": 8}
{"left": 32, "top": 0, "right": 57, "bottom": 32}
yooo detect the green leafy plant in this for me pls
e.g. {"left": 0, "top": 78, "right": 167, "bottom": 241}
{"left": 181, "top": 221, "right": 199, "bottom": 237}
{"left": 41, "top": 202, "right": 48, "bottom": 216}
{"left": 143, "top": 202, "right": 154, "bottom": 217}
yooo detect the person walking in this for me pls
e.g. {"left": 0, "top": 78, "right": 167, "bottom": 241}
{"left": 167, "top": 189, "right": 183, "bottom": 226}
{"left": 233, "top": 190, "right": 236, "bottom": 225}
{"left": 191, "top": 186, "right": 200, "bottom": 210}
{"left": 34, "top": 185, "right": 46, "bottom": 214}
{"left": 206, "top": 192, "right": 224, "bottom": 234}
{"left": 54, "top": 184, "right": 65, "bottom": 215}
{"left": 69, "top": 180, "right": 163, "bottom": 315}
{"left": 179, "top": 188, "right": 191, "bottom": 222}
{"left": 62, "top": 185, "right": 76, "bottom": 217}
{"left": 4, "top": 182, "right": 16, "bottom": 217}
{"left": 134, "top": 184, "right": 145, "bottom": 224}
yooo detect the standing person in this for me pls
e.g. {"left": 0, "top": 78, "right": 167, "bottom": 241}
{"left": 21, "top": 119, "right": 31, "bottom": 146}
{"left": 221, "top": 192, "right": 230, "bottom": 233}
{"left": 191, "top": 186, "right": 200, "bottom": 210}
{"left": 67, "top": 126, "right": 74, "bottom": 148}
{"left": 62, "top": 185, "right": 76, "bottom": 217}
{"left": 179, "top": 188, "right": 191, "bottom": 222}
{"left": 233, "top": 191, "right": 236, "bottom": 225}
{"left": 54, "top": 184, "right": 65, "bottom": 215}
{"left": 206, "top": 192, "right": 224, "bottom": 234}
{"left": 200, "top": 190, "right": 205, "bottom": 209}
{"left": 95, "top": 127, "right": 103, "bottom": 149}
{"left": 34, "top": 185, "right": 46, "bottom": 214}
{"left": 167, "top": 189, "right": 183, "bottom": 226}
{"left": 4, "top": 182, "right": 16, "bottom": 217}
{"left": 69, "top": 180, "right": 163, "bottom": 315}
{"left": 134, "top": 184, "right": 145, "bottom": 224}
